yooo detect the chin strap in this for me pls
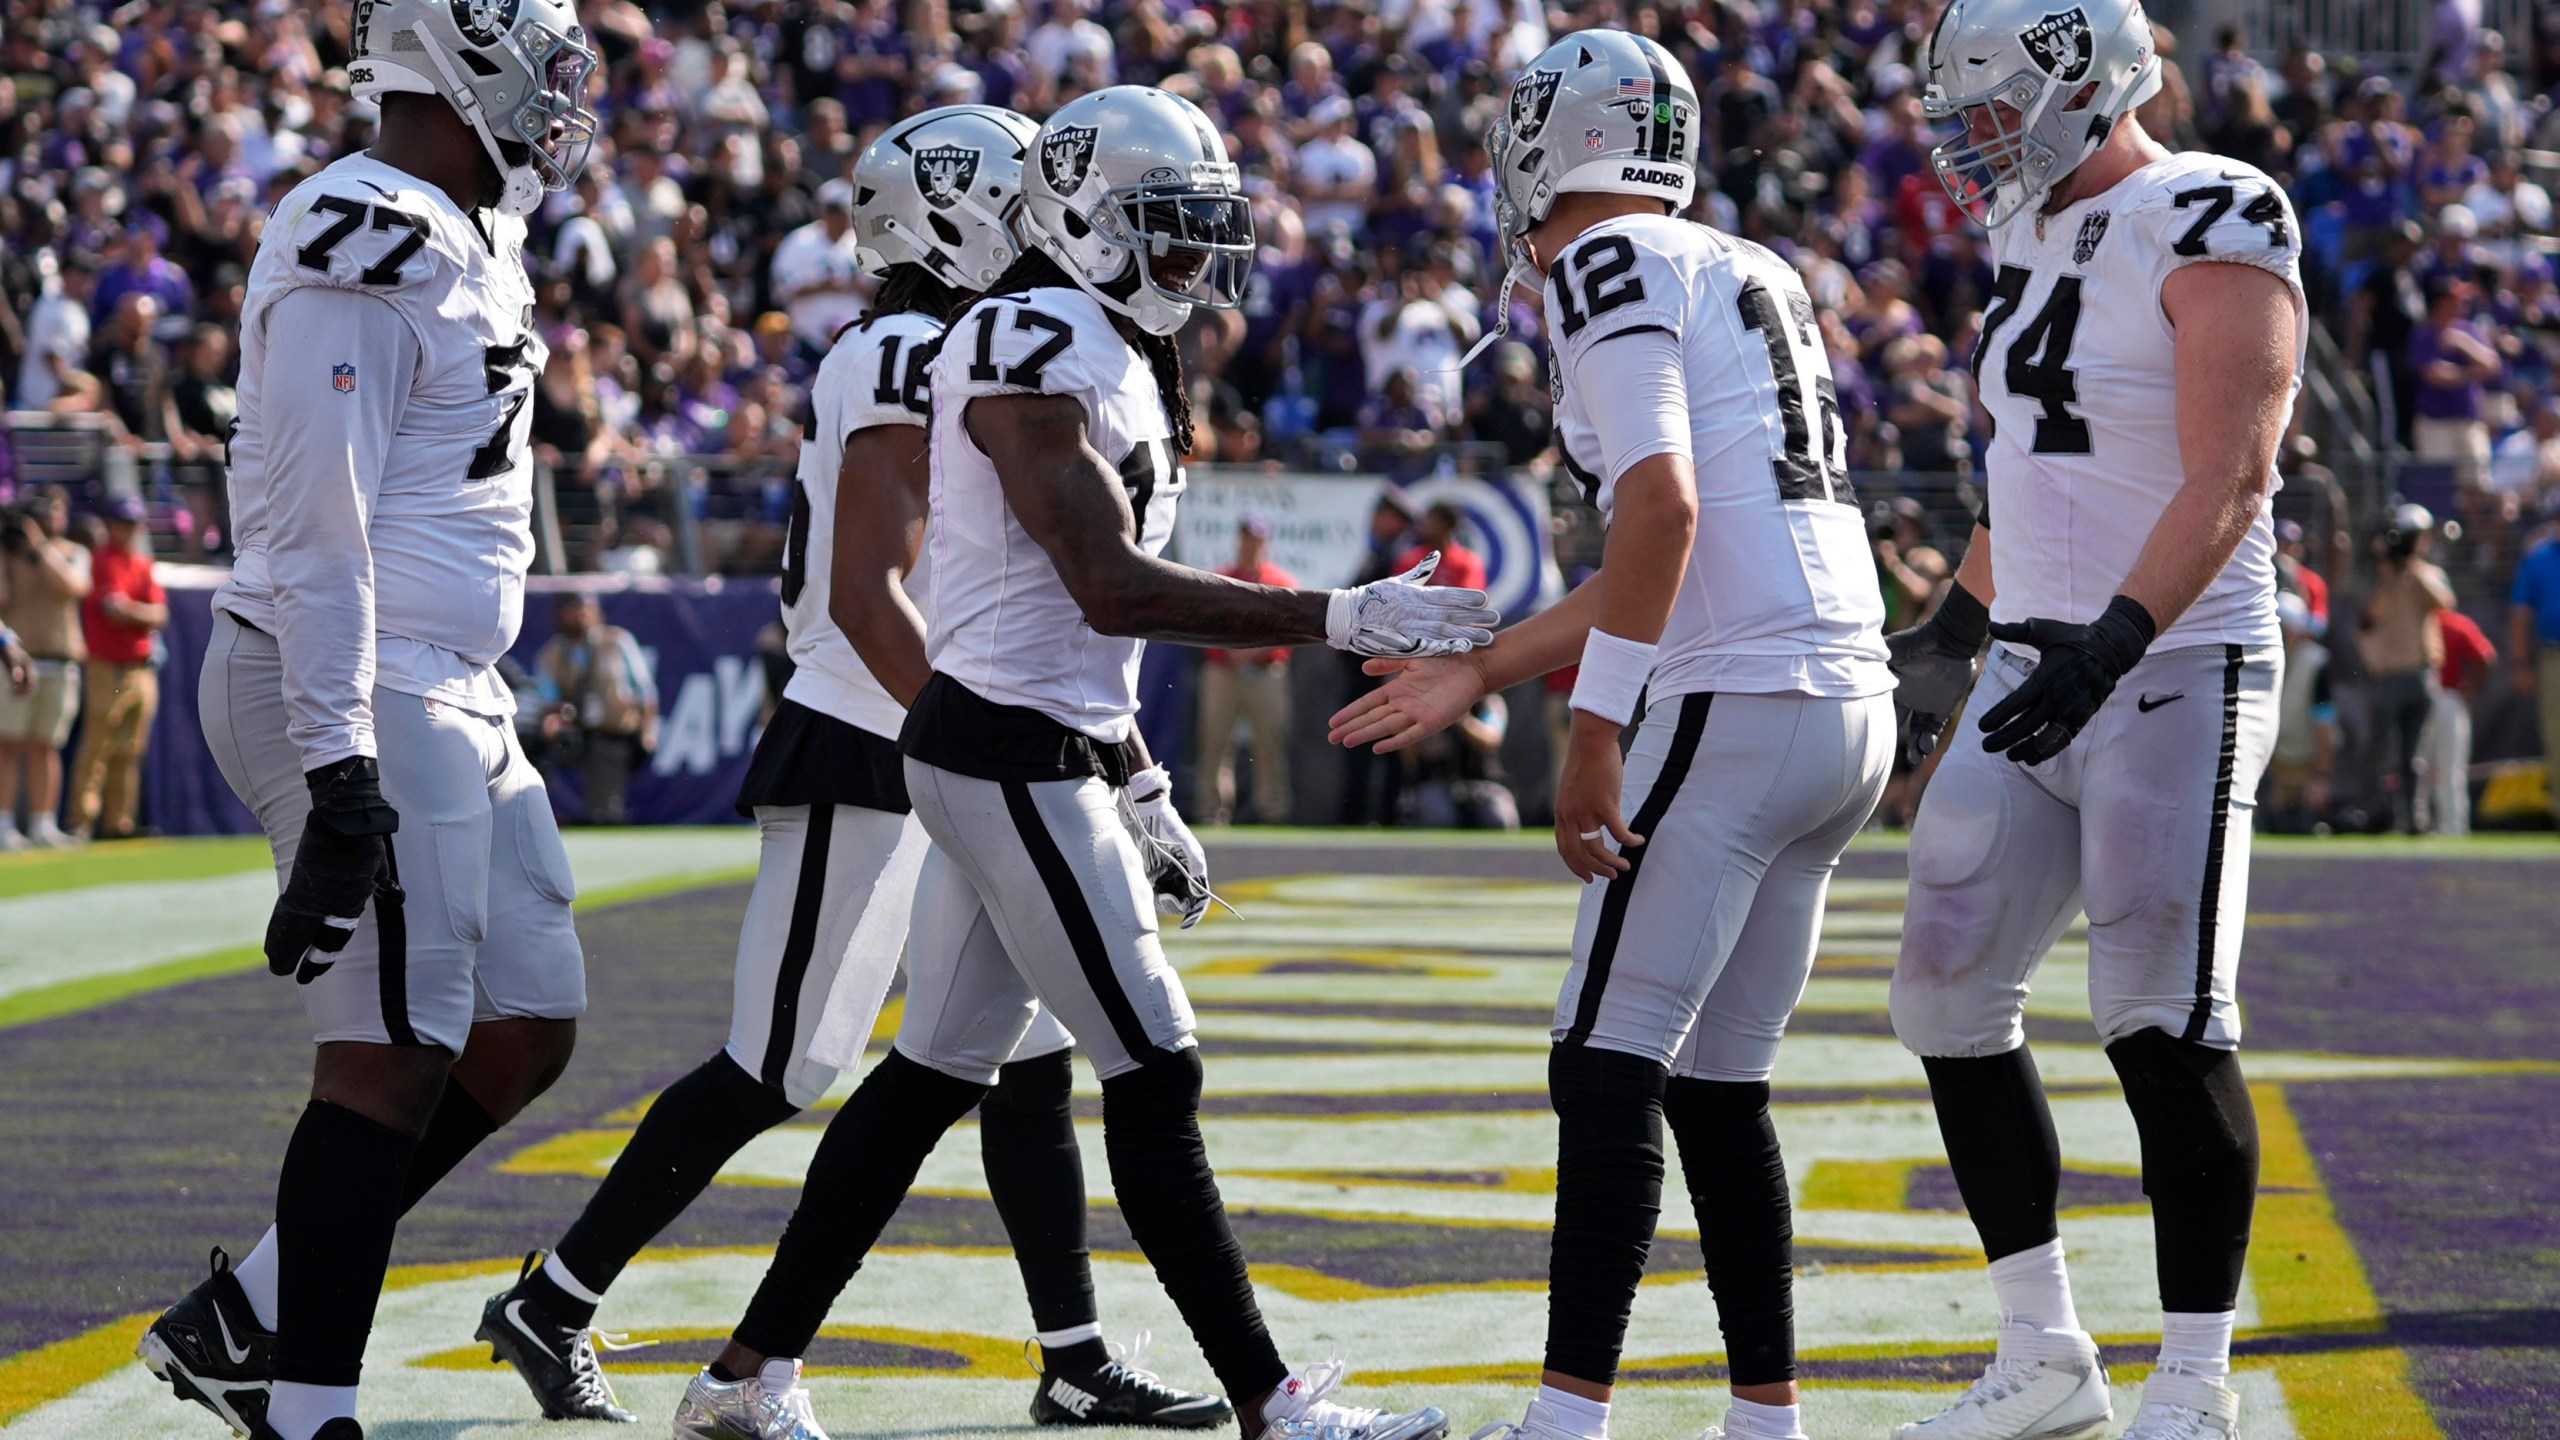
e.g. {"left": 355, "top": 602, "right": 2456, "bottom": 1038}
{"left": 1048, "top": 241, "right": 1190, "bottom": 337}
{"left": 1449, "top": 254, "right": 1528, "bottom": 372}
{"left": 413, "top": 28, "right": 547, "bottom": 217}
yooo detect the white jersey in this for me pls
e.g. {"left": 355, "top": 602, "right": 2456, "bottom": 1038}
{"left": 217, "top": 153, "right": 542, "bottom": 769}
{"left": 1549, "top": 213, "right": 1891, "bottom": 702}
{"left": 1978, "top": 152, "right": 2305, "bottom": 653}
{"left": 781, "top": 309, "right": 941, "bottom": 740}
{"left": 923, "top": 285, "right": 1183, "bottom": 741}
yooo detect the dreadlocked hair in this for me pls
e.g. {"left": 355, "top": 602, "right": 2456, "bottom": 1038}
{"left": 868, "top": 264, "right": 973, "bottom": 325}
{"left": 979, "top": 248, "right": 1195, "bottom": 457}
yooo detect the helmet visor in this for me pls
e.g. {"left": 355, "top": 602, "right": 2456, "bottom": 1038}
{"left": 511, "top": 25, "right": 600, "bottom": 192}
{"left": 1115, "top": 183, "right": 1255, "bottom": 309}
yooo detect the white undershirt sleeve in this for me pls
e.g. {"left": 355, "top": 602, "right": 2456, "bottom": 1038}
{"left": 256, "top": 285, "right": 420, "bottom": 772}
{"left": 1573, "top": 325, "right": 1693, "bottom": 488}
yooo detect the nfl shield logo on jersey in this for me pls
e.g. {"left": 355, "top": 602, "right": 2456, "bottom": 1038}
{"left": 331, "top": 363, "right": 357, "bottom": 394}
{"left": 915, "top": 145, "right": 980, "bottom": 210}
{"left": 2074, "top": 211, "right": 2110, "bottom": 265}
{"left": 2020, "top": 7, "right": 2094, "bottom": 82}
{"left": 1040, "top": 126, "right": 1099, "bottom": 196}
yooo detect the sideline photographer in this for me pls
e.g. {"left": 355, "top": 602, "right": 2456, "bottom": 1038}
{"left": 2360, "top": 502, "right": 2457, "bottom": 833}
{"left": 0, "top": 488, "right": 93, "bottom": 849}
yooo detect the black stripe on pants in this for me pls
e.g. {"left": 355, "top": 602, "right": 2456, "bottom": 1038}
{"left": 377, "top": 845, "right": 417, "bottom": 1046}
{"left": 2183, "top": 647, "right": 2243, "bottom": 1043}
{"left": 762, "top": 802, "right": 837, "bottom": 1088}
{"left": 1003, "top": 781, "right": 1158, "bottom": 1062}
{"left": 1566, "top": 692, "right": 1713, "bottom": 1045}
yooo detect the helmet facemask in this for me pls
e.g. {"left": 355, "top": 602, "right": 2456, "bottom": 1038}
{"left": 1085, "top": 167, "right": 1254, "bottom": 336}
{"left": 1924, "top": 73, "right": 2067, "bottom": 229}
{"left": 405, "top": 10, "right": 598, "bottom": 216}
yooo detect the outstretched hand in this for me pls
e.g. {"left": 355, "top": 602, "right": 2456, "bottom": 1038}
{"left": 1326, "top": 653, "right": 1490, "bottom": 754}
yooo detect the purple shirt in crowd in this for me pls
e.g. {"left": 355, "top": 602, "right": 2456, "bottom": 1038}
{"left": 2409, "top": 320, "right": 2493, "bottom": 420}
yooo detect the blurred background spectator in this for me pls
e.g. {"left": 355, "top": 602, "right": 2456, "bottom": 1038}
{"left": 67, "top": 492, "right": 163, "bottom": 841}
{"left": 0, "top": 487, "right": 89, "bottom": 850}
{"left": 1196, "top": 515, "right": 1297, "bottom": 826}
{"left": 533, "top": 593, "right": 660, "bottom": 825}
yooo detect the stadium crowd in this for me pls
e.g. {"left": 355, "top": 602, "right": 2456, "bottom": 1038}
{"left": 1, "top": 0, "right": 2556, "bottom": 835}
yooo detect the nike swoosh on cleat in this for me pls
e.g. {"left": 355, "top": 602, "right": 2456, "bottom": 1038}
{"left": 505, "top": 1300, "right": 555, "bottom": 1356}
{"left": 2137, "top": 692, "right": 2185, "bottom": 712}
{"left": 213, "top": 1307, "right": 254, "bottom": 1366}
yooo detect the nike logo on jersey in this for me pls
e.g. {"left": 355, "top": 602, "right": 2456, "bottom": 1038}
{"left": 2137, "top": 692, "right": 2186, "bottom": 712}
{"left": 213, "top": 1305, "right": 254, "bottom": 1365}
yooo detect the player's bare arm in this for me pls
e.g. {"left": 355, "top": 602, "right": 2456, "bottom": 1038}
{"left": 828, "top": 424, "right": 934, "bottom": 707}
{"left": 1556, "top": 451, "right": 1698, "bottom": 883}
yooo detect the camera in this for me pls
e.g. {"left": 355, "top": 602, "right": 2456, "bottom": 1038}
{"left": 1869, "top": 502, "right": 1899, "bottom": 542}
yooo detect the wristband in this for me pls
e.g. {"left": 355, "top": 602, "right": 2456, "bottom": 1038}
{"left": 1934, "top": 579, "right": 1991, "bottom": 654}
{"left": 2090, "top": 593, "right": 2159, "bottom": 674}
{"left": 1568, "top": 629, "right": 1658, "bottom": 727}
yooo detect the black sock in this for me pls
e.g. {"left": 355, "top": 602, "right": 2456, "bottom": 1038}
{"left": 2107, "top": 1028, "right": 2260, "bottom": 1312}
{"left": 708, "top": 1359, "right": 745, "bottom": 1383}
{"left": 1100, "top": 1047, "right": 1286, "bottom": 1401}
{"left": 1665, "top": 1078, "right": 1795, "bottom": 1386}
{"left": 274, "top": 1100, "right": 417, "bottom": 1385}
{"left": 731, "top": 1050, "right": 987, "bottom": 1359}
{"left": 1920, "top": 1047, "right": 2063, "bottom": 1261}
{"left": 982, "top": 1047, "right": 1104, "bottom": 1371}
{"left": 1542, "top": 1042, "right": 1669, "bottom": 1387}
{"left": 548, "top": 1051, "right": 801, "bottom": 1323}
{"left": 397, "top": 1076, "right": 499, "bottom": 1214}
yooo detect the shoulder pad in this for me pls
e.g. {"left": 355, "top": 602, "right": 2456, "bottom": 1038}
{"left": 1548, "top": 223, "right": 1689, "bottom": 354}
{"left": 2132, "top": 160, "right": 2302, "bottom": 274}
{"left": 936, "top": 288, "right": 1111, "bottom": 401}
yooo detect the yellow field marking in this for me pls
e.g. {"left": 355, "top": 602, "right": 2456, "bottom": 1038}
{"left": 0, "top": 1314, "right": 152, "bottom": 1425}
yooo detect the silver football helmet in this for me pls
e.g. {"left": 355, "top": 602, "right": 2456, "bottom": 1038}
{"left": 350, "top": 0, "right": 599, "bottom": 217}
{"left": 853, "top": 105, "right": 1039, "bottom": 291}
{"left": 1022, "top": 86, "right": 1255, "bottom": 337}
{"left": 1470, "top": 30, "right": 1700, "bottom": 363}
{"left": 1920, "top": 0, "right": 2162, "bottom": 228}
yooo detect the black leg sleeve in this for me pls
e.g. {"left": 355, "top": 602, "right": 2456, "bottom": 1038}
{"left": 1664, "top": 1078, "right": 1795, "bottom": 1387}
{"left": 551, "top": 1051, "right": 801, "bottom": 1315}
{"left": 1099, "top": 1047, "right": 1288, "bottom": 1402}
{"left": 2107, "top": 1028, "right": 2259, "bottom": 1313}
{"left": 1543, "top": 1042, "right": 1670, "bottom": 1388}
{"left": 397, "top": 1075, "right": 499, "bottom": 1215}
{"left": 1920, "top": 1046, "right": 2063, "bottom": 1262}
{"left": 980, "top": 1047, "right": 1101, "bottom": 1342}
{"left": 731, "top": 1051, "right": 988, "bottom": 1359}
{"left": 274, "top": 1100, "right": 418, "bottom": 1386}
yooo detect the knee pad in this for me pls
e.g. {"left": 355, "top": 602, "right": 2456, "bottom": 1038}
{"left": 2107, "top": 1028, "right": 2259, "bottom": 1312}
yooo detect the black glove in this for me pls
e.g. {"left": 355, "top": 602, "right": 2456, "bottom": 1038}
{"left": 1885, "top": 580, "right": 1991, "bottom": 762}
{"left": 266, "top": 756, "right": 401, "bottom": 984}
{"left": 1976, "top": 595, "right": 2158, "bottom": 766}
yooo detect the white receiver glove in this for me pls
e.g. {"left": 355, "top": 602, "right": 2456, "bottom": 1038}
{"left": 1325, "top": 552, "right": 1500, "bottom": 657}
{"left": 1121, "top": 766, "right": 1215, "bottom": 929}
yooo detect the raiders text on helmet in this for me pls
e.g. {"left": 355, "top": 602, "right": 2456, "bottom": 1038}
{"left": 351, "top": 0, "right": 599, "bottom": 217}
{"left": 1920, "top": 0, "right": 2162, "bottom": 227}
{"left": 853, "top": 105, "right": 1040, "bottom": 291}
{"left": 1020, "top": 86, "right": 1255, "bottom": 337}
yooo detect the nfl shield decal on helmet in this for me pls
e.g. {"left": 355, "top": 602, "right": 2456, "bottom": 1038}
{"left": 1509, "top": 68, "right": 1563, "bottom": 144}
{"left": 1583, "top": 127, "right": 1606, "bottom": 152}
{"left": 2074, "top": 210, "right": 2110, "bottom": 265}
{"left": 1040, "top": 125, "right": 1100, "bottom": 196}
{"left": 332, "top": 363, "right": 357, "bottom": 393}
{"left": 915, "top": 145, "right": 981, "bottom": 210}
{"left": 2020, "top": 7, "right": 2094, "bottom": 82}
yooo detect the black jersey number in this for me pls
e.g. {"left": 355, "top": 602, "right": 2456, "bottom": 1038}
{"left": 1552, "top": 234, "right": 1646, "bottom": 340}
{"left": 780, "top": 480, "right": 813, "bottom": 604}
{"left": 2171, "top": 184, "right": 2289, "bottom": 256}
{"left": 466, "top": 341, "right": 538, "bottom": 480}
{"left": 1977, "top": 266, "right": 2089, "bottom": 456}
{"left": 1736, "top": 279, "right": 1850, "bottom": 504}
{"left": 296, "top": 196, "right": 430, "bottom": 286}
{"left": 966, "top": 306, "right": 1075, "bottom": 389}
{"left": 871, "top": 334, "right": 935, "bottom": 417}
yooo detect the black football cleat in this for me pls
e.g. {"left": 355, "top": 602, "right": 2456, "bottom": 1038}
{"left": 477, "top": 1251, "right": 638, "bottom": 1422}
{"left": 246, "top": 1418, "right": 363, "bottom": 1440}
{"left": 136, "top": 1247, "right": 275, "bottom": 1438}
{"left": 1030, "top": 1334, "right": 1234, "bottom": 1429}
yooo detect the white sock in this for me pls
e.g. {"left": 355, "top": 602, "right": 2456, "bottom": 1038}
{"left": 1036, "top": 1321, "right": 1103, "bottom": 1350}
{"left": 266, "top": 1380, "right": 357, "bottom": 1440}
{"left": 233, "top": 1227, "right": 280, "bottom": 1331}
{"left": 1723, "top": 1397, "right": 1805, "bottom": 1440}
{"left": 541, "top": 1250, "right": 604, "bottom": 1305}
{"left": 2157, "top": 1311, "right": 2236, "bottom": 1380}
{"left": 1987, "top": 1238, "right": 2082, "bottom": 1335}
{"left": 1533, "top": 1385, "right": 1610, "bottom": 1440}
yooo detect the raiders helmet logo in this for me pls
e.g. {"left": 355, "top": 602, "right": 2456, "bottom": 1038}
{"left": 915, "top": 145, "right": 981, "bottom": 210}
{"left": 1040, "top": 125, "right": 1100, "bottom": 197}
{"left": 2074, "top": 210, "right": 2109, "bottom": 264}
{"left": 2020, "top": 7, "right": 2094, "bottom": 82}
{"left": 449, "top": 0, "right": 520, "bottom": 47}
{"left": 1509, "top": 69, "right": 1563, "bottom": 144}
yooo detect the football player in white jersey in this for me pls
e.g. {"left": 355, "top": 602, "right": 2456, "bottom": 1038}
{"left": 132, "top": 4, "right": 601, "bottom": 1440}
{"left": 468, "top": 106, "right": 1221, "bottom": 1434}
{"left": 1331, "top": 33, "right": 1894, "bottom": 1440}
{"left": 680, "top": 86, "right": 1493, "bottom": 1440}
{"left": 1879, "top": 0, "right": 2304, "bottom": 1437}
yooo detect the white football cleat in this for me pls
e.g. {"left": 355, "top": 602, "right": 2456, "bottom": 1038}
{"left": 672, "top": 1358, "right": 830, "bottom": 1440}
{"left": 1890, "top": 1321, "right": 2111, "bottom": 1440}
{"left": 1262, "top": 1360, "right": 1448, "bottom": 1440}
{"left": 2118, "top": 1367, "right": 2240, "bottom": 1440}
{"left": 1467, "top": 1398, "right": 1578, "bottom": 1440}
